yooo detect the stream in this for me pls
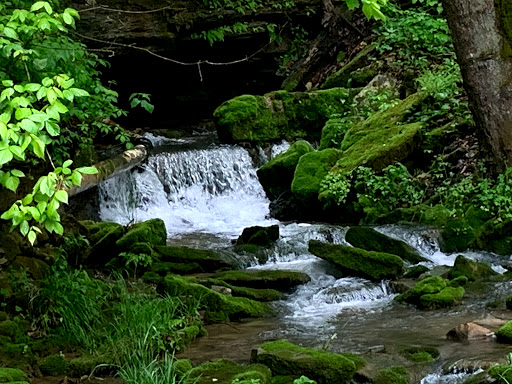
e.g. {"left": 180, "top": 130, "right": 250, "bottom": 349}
{"left": 98, "top": 133, "right": 512, "bottom": 381}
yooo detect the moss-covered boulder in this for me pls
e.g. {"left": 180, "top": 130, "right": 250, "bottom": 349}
{"left": 0, "top": 367, "right": 28, "bottom": 383}
{"left": 236, "top": 225, "right": 280, "bottom": 247}
{"left": 83, "top": 221, "right": 124, "bottom": 263}
{"left": 397, "top": 276, "right": 465, "bottom": 309}
{"left": 160, "top": 274, "right": 271, "bottom": 323}
{"left": 116, "top": 218, "right": 167, "bottom": 251}
{"left": 319, "top": 94, "right": 424, "bottom": 205}
{"left": 447, "top": 255, "right": 497, "bottom": 281}
{"left": 496, "top": 321, "right": 512, "bottom": 343}
{"left": 308, "top": 240, "right": 403, "bottom": 281}
{"left": 476, "top": 218, "right": 512, "bottom": 255}
{"left": 255, "top": 340, "right": 365, "bottom": 384}
{"left": 321, "top": 43, "right": 379, "bottom": 89}
{"left": 440, "top": 207, "right": 492, "bottom": 253}
{"left": 291, "top": 148, "right": 343, "bottom": 205}
{"left": 257, "top": 140, "right": 314, "bottom": 200}
{"left": 214, "top": 88, "right": 353, "bottom": 143}
{"left": 345, "top": 227, "right": 426, "bottom": 264}
{"left": 212, "top": 270, "right": 311, "bottom": 292}
{"left": 39, "top": 354, "right": 68, "bottom": 376}
{"left": 188, "top": 359, "right": 272, "bottom": 384}
{"left": 155, "top": 245, "right": 233, "bottom": 273}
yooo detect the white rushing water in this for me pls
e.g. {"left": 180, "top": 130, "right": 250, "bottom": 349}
{"left": 100, "top": 144, "right": 275, "bottom": 238}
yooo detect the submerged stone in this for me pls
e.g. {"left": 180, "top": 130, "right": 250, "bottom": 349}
{"left": 236, "top": 225, "right": 280, "bottom": 247}
{"left": 257, "top": 140, "right": 314, "bottom": 200}
{"left": 345, "top": 227, "right": 426, "bottom": 264}
{"left": 447, "top": 255, "right": 497, "bottom": 281}
{"left": 212, "top": 270, "right": 311, "bottom": 292}
{"left": 308, "top": 240, "right": 403, "bottom": 281}
{"left": 254, "top": 339, "right": 365, "bottom": 384}
{"left": 214, "top": 88, "right": 353, "bottom": 143}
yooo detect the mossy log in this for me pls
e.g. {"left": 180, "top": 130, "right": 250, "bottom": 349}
{"left": 67, "top": 145, "right": 148, "bottom": 197}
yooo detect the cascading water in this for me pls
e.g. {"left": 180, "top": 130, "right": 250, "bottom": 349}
{"left": 100, "top": 143, "right": 274, "bottom": 238}
{"left": 99, "top": 133, "right": 512, "bottom": 372}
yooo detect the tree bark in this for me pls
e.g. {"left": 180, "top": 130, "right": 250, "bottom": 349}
{"left": 442, "top": 0, "right": 512, "bottom": 171}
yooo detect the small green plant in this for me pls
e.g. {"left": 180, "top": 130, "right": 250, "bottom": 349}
{"left": 130, "top": 93, "right": 154, "bottom": 114}
{"left": 119, "top": 252, "right": 153, "bottom": 276}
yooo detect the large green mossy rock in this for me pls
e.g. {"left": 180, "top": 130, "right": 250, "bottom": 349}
{"left": 308, "top": 240, "right": 403, "bottom": 281}
{"left": 154, "top": 245, "right": 233, "bottom": 273}
{"left": 374, "top": 366, "right": 409, "bottom": 384}
{"left": 291, "top": 148, "right": 343, "bottom": 205}
{"left": 319, "top": 94, "right": 424, "bottom": 205}
{"left": 345, "top": 227, "right": 426, "bottom": 264}
{"left": 496, "top": 321, "right": 512, "bottom": 343}
{"left": 160, "top": 274, "right": 271, "bottom": 322}
{"left": 212, "top": 270, "right": 311, "bottom": 292}
{"left": 116, "top": 219, "right": 167, "bottom": 251}
{"left": 236, "top": 225, "right": 280, "bottom": 247}
{"left": 321, "top": 43, "right": 379, "bottom": 89}
{"left": 335, "top": 94, "right": 423, "bottom": 172}
{"left": 447, "top": 255, "right": 497, "bottom": 281}
{"left": 255, "top": 340, "right": 365, "bottom": 384}
{"left": 188, "top": 359, "right": 272, "bottom": 384}
{"left": 319, "top": 115, "right": 348, "bottom": 150}
{"left": 214, "top": 88, "right": 353, "bottom": 143}
{"left": 397, "top": 276, "right": 465, "bottom": 310}
{"left": 257, "top": 140, "right": 314, "bottom": 200}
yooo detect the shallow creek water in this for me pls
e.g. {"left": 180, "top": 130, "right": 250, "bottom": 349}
{"left": 99, "top": 133, "right": 512, "bottom": 380}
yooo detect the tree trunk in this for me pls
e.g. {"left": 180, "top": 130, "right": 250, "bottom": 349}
{"left": 441, "top": 0, "right": 512, "bottom": 171}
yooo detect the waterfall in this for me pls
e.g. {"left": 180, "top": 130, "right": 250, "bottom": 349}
{"left": 99, "top": 144, "right": 275, "bottom": 237}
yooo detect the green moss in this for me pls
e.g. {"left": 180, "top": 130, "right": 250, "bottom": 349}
{"left": 68, "top": 354, "right": 107, "bottom": 377}
{"left": 271, "top": 375, "right": 297, "bottom": 384}
{"left": 319, "top": 116, "right": 346, "bottom": 150}
{"left": 345, "top": 227, "right": 426, "bottom": 264}
{"left": 155, "top": 245, "right": 232, "bottom": 272}
{"left": 205, "top": 278, "right": 284, "bottom": 302}
{"left": 141, "top": 271, "right": 163, "bottom": 285}
{"left": 161, "top": 274, "right": 271, "bottom": 323}
{"left": 419, "top": 286, "right": 465, "bottom": 309}
{"left": 116, "top": 219, "right": 167, "bottom": 251}
{"left": 212, "top": 270, "right": 311, "bottom": 292}
{"left": 0, "top": 368, "right": 28, "bottom": 382}
{"left": 448, "top": 275, "right": 468, "bottom": 287}
{"left": 374, "top": 366, "right": 409, "bottom": 384}
{"left": 506, "top": 295, "right": 512, "bottom": 310}
{"left": 400, "top": 346, "right": 439, "bottom": 362}
{"left": 291, "top": 149, "right": 343, "bottom": 205}
{"left": 174, "top": 359, "right": 194, "bottom": 378}
{"left": 398, "top": 276, "right": 447, "bottom": 305}
{"left": 257, "top": 140, "right": 315, "bottom": 200}
{"left": 447, "top": 255, "right": 497, "bottom": 281}
{"left": 188, "top": 359, "right": 272, "bottom": 384}
{"left": 0, "top": 320, "right": 25, "bottom": 343}
{"left": 322, "top": 43, "right": 378, "bottom": 89}
{"left": 319, "top": 95, "right": 424, "bottom": 204}
{"left": 489, "top": 363, "right": 512, "bottom": 384}
{"left": 151, "top": 261, "right": 202, "bottom": 275}
{"left": 39, "top": 354, "right": 68, "bottom": 376}
{"left": 175, "top": 325, "right": 204, "bottom": 351}
{"left": 308, "top": 240, "right": 403, "bottom": 281}
{"left": 214, "top": 88, "right": 353, "bottom": 143}
{"left": 236, "top": 225, "right": 279, "bottom": 247}
{"left": 496, "top": 320, "right": 512, "bottom": 343}
{"left": 403, "top": 265, "right": 429, "bottom": 279}
{"left": 256, "top": 340, "right": 364, "bottom": 384}
{"left": 83, "top": 221, "right": 124, "bottom": 262}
